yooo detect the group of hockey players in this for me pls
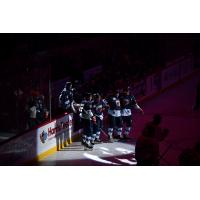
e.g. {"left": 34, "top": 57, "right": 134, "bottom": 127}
{"left": 59, "top": 81, "right": 144, "bottom": 150}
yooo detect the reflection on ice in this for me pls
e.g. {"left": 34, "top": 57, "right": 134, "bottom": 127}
{"left": 115, "top": 147, "right": 133, "bottom": 154}
{"left": 116, "top": 158, "right": 137, "bottom": 165}
{"left": 101, "top": 151, "right": 114, "bottom": 155}
{"left": 99, "top": 147, "right": 110, "bottom": 151}
{"left": 83, "top": 153, "right": 119, "bottom": 165}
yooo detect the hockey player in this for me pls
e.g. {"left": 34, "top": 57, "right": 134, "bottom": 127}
{"left": 80, "top": 93, "right": 96, "bottom": 149}
{"left": 120, "top": 88, "right": 144, "bottom": 140}
{"left": 106, "top": 89, "right": 123, "bottom": 142}
{"left": 59, "top": 82, "right": 75, "bottom": 113}
{"left": 92, "top": 93, "right": 106, "bottom": 144}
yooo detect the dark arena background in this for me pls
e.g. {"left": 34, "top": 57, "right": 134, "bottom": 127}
{"left": 0, "top": 33, "right": 200, "bottom": 166}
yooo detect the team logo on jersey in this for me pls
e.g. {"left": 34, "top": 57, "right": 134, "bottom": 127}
{"left": 40, "top": 130, "right": 48, "bottom": 144}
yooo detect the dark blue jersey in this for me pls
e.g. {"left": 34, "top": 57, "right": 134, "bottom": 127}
{"left": 120, "top": 95, "right": 137, "bottom": 109}
{"left": 59, "top": 88, "right": 74, "bottom": 110}
{"left": 106, "top": 95, "right": 121, "bottom": 110}
{"left": 93, "top": 100, "right": 106, "bottom": 116}
{"left": 80, "top": 100, "right": 94, "bottom": 120}
{"left": 82, "top": 100, "right": 93, "bottom": 112}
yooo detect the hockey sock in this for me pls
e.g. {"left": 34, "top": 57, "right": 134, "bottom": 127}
{"left": 82, "top": 135, "right": 86, "bottom": 143}
{"left": 125, "top": 127, "right": 131, "bottom": 135}
{"left": 96, "top": 131, "right": 101, "bottom": 139}
{"left": 91, "top": 134, "right": 96, "bottom": 142}
{"left": 86, "top": 136, "right": 92, "bottom": 145}
{"left": 108, "top": 128, "right": 113, "bottom": 138}
{"left": 117, "top": 128, "right": 123, "bottom": 136}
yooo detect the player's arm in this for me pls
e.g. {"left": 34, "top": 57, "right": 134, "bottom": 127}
{"left": 132, "top": 96, "right": 144, "bottom": 114}
{"left": 103, "top": 98, "right": 110, "bottom": 109}
{"left": 134, "top": 103, "right": 144, "bottom": 114}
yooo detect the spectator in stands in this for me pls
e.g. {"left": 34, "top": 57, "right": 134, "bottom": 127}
{"left": 26, "top": 100, "right": 38, "bottom": 129}
{"left": 13, "top": 86, "right": 28, "bottom": 132}
{"left": 35, "top": 95, "right": 49, "bottom": 124}
{"left": 25, "top": 90, "right": 49, "bottom": 130}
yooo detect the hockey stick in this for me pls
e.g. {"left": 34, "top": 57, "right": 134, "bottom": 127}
{"left": 100, "top": 128, "right": 108, "bottom": 138}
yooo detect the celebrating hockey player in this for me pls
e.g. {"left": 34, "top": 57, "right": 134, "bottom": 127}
{"left": 80, "top": 93, "right": 96, "bottom": 150}
{"left": 106, "top": 89, "right": 123, "bottom": 142}
{"left": 59, "top": 81, "right": 79, "bottom": 113}
{"left": 120, "top": 88, "right": 144, "bottom": 140}
{"left": 92, "top": 93, "right": 106, "bottom": 144}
